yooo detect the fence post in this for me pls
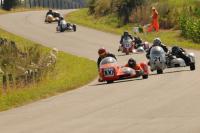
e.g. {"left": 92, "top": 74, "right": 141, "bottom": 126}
{"left": 33, "top": 0, "right": 36, "bottom": 7}
{"left": 8, "top": 74, "right": 14, "bottom": 88}
{"left": 42, "top": 0, "right": 44, "bottom": 8}
{"left": 24, "top": 0, "right": 26, "bottom": 8}
{"left": 29, "top": 0, "right": 31, "bottom": 8}
{"left": 52, "top": 0, "right": 54, "bottom": 9}
{"left": 3, "top": 75, "right": 7, "bottom": 90}
{"left": 47, "top": 0, "right": 49, "bottom": 8}
{"left": 38, "top": 0, "right": 40, "bottom": 7}
{"left": 56, "top": 0, "right": 59, "bottom": 9}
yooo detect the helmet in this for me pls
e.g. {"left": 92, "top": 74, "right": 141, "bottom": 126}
{"left": 171, "top": 46, "right": 180, "bottom": 54}
{"left": 128, "top": 58, "right": 136, "bottom": 68}
{"left": 153, "top": 38, "right": 161, "bottom": 46}
{"left": 60, "top": 16, "right": 64, "bottom": 20}
{"left": 98, "top": 47, "right": 106, "bottom": 57}
{"left": 49, "top": 9, "right": 52, "bottom": 12}
{"left": 123, "top": 31, "right": 129, "bottom": 36}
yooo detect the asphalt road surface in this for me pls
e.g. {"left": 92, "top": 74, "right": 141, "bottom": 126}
{"left": 0, "top": 10, "right": 199, "bottom": 133}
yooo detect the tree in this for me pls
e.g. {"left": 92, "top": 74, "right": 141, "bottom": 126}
{"left": 117, "top": 0, "right": 146, "bottom": 24}
{"left": 3, "top": 0, "right": 18, "bottom": 10}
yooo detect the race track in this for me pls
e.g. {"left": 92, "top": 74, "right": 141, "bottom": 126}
{"left": 0, "top": 10, "right": 200, "bottom": 133}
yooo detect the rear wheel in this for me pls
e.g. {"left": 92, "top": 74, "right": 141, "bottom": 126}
{"left": 157, "top": 69, "right": 163, "bottom": 74}
{"left": 107, "top": 80, "right": 113, "bottom": 84}
{"left": 73, "top": 25, "right": 76, "bottom": 32}
{"left": 142, "top": 74, "right": 148, "bottom": 79}
{"left": 190, "top": 62, "right": 195, "bottom": 71}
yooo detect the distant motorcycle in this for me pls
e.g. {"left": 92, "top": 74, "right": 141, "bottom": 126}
{"left": 56, "top": 20, "right": 76, "bottom": 32}
{"left": 149, "top": 46, "right": 195, "bottom": 74}
{"left": 119, "top": 38, "right": 134, "bottom": 55}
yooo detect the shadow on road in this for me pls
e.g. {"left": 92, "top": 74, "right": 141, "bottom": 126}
{"left": 90, "top": 78, "right": 143, "bottom": 86}
{"left": 149, "top": 69, "right": 190, "bottom": 76}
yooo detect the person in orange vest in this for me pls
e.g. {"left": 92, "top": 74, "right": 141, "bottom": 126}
{"left": 148, "top": 7, "right": 159, "bottom": 32}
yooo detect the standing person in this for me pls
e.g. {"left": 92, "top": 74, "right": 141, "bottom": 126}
{"left": 148, "top": 7, "right": 159, "bottom": 32}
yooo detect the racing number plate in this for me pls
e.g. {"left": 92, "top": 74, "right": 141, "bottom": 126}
{"left": 124, "top": 43, "right": 131, "bottom": 48}
{"left": 153, "top": 56, "right": 161, "bottom": 64}
{"left": 103, "top": 68, "right": 115, "bottom": 77}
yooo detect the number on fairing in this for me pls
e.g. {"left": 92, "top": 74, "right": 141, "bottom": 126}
{"left": 153, "top": 56, "right": 161, "bottom": 64}
{"left": 104, "top": 68, "right": 114, "bottom": 77}
{"left": 124, "top": 43, "right": 131, "bottom": 48}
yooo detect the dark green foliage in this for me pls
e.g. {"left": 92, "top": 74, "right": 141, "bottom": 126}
{"left": 118, "top": 0, "right": 146, "bottom": 24}
{"left": 179, "top": 4, "right": 200, "bottom": 43}
{"left": 88, "top": 0, "right": 146, "bottom": 25}
{"left": 179, "top": 16, "right": 200, "bottom": 43}
{"left": 3, "top": 0, "right": 18, "bottom": 10}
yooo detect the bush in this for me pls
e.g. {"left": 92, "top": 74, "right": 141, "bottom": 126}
{"left": 179, "top": 16, "right": 200, "bottom": 43}
{"left": 0, "top": 38, "right": 58, "bottom": 89}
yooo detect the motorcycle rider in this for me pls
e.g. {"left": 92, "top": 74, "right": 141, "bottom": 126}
{"left": 46, "top": 9, "right": 53, "bottom": 17}
{"left": 146, "top": 38, "right": 168, "bottom": 59}
{"left": 97, "top": 47, "right": 116, "bottom": 69}
{"left": 171, "top": 46, "right": 191, "bottom": 65}
{"left": 97, "top": 48, "right": 116, "bottom": 82}
{"left": 118, "top": 31, "right": 134, "bottom": 51}
{"left": 133, "top": 36, "right": 144, "bottom": 49}
{"left": 125, "top": 58, "right": 144, "bottom": 77}
{"left": 46, "top": 9, "right": 61, "bottom": 19}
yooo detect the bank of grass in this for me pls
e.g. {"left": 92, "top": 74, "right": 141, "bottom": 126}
{"left": 67, "top": 8, "right": 200, "bottom": 50}
{"left": 0, "top": 28, "right": 97, "bottom": 111}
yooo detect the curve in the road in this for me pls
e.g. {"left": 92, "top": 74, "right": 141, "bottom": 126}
{"left": 0, "top": 10, "right": 199, "bottom": 133}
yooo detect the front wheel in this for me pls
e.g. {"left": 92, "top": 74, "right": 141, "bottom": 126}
{"left": 142, "top": 74, "right": 148, "bottom": 79}
{"left": 190, "top": 62, "right": 195, "bottom": 71}
{"left": 157, "top": 69, "right": 163, "bottom": 74}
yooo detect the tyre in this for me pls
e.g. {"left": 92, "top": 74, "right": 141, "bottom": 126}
{"left": 190, "top": 62, "right": 195, "bottom": 71}
{"left": 107, "top": 80, "right": 113, "bottom": 84}
{"left": 157, "top": 69, "right": 163, "bottom": 74}
{"left": 73, "top": 25, "right": 76, "bottom": 32}
{"left": 142, "top": 74, "right": 148, "bottom": 79}
{"left": 60, "top": 28, "right": 65, "bottom": 32}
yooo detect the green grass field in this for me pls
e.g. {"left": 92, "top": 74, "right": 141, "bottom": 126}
{"left": 67, "top": 8, "right": 200, "bottom": 49}
{"left": 0, "top": 26, "right": 97, "bottom": 111}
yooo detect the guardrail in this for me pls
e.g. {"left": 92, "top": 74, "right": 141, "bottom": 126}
{"left": 0, "top": 0, "right": 85, "bottom": 9}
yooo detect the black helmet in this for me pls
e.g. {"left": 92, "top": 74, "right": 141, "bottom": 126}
{"left": 60, "top": 16, "right": 64, "bottom": 20}
{"left": 128, "top": 58, "right": 136, "bottom": 67}
{"left": 153, "top": 38, "right": 161, "bottom": 46}
{"left": 123, "top": 31, "right": 129, "bottom": 36}
{"left": 172, "top": 46, "right": 180, "bottom": 54}
{"left": 49, "top": 9, "right": 52, "bottom": 12}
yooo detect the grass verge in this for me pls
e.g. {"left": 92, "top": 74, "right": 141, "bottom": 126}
{"left": 67, "top": 8, "right": 200, "bottom": 50}
{"left": 0, "top": 27, "right": 97, "bottom": 111}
